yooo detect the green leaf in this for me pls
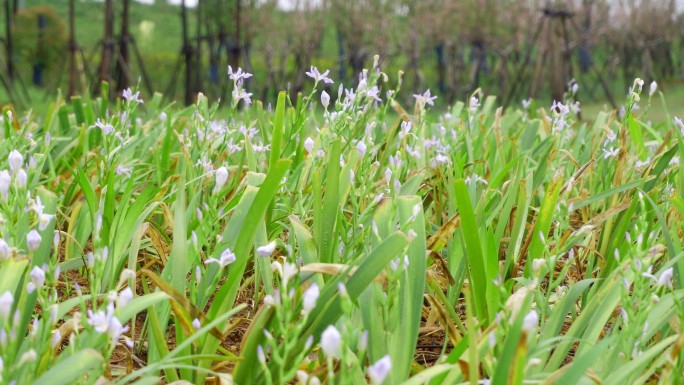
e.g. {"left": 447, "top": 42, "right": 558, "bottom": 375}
{"left": 269, "top": 91, "right": 286, "bottom": 170}
{"left": 33, "top": 349, "right": 103, "bottom": 385}
{"left": 453, "top": 178, "right": 490, "bottom": 324}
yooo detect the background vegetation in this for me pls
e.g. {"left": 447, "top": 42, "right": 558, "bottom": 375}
{"left": 2, "top": 0, "right": 684, "bottom": 114}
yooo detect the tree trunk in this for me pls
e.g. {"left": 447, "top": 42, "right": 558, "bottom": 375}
{"left": 68, "top": 0, "right": 77, "bottom": 97}
{"left": 5, "top": 0, "right": 14, "bottom": 81}
{"left": 98, "top": 0, "right": 115, "bottom": 93}
{"left": 181, "top": 0, "right": 194, "bottom": 105}
{"left": 550, "top": 17, "right": 565, "bottom": 102}
{"left": 116, "top": 0, "right": 131, "bottom": 92}
{"left": 228, "top": 0, "right": 241, "bottom": 69}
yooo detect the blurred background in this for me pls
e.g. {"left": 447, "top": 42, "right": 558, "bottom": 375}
{"left": 1, "top": 0, "right": 683, "bottom": 114}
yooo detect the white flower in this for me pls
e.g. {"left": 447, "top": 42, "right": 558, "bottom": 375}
{"left": 227, "top": 66, "right": 253, "bottom": 82}
{"left": 469, "top": 96, "right": 480, "bottom": 113}
{"left": 88, "top": 309, "right": 109, "bottom": 333}
{"left": 384, "top": 168, "right": 392, "bottom": 184}
{"left": 214, "top": 166, "right": 229, "bottom": 192}
{"left": 358, "top": 331, "right": 369, "bottom": 351}
{"left": 413, "top": 89, "right": 437, "bottom": 107}
{"left": 93, "top": 118, "right": 115, "bottom": 135}
{"left": 398, "top": 121, "right": 412, "bottom": 140}
{"left": 522, "top": 99, "right": 532, "bottom": 109}
{"left": 38, "top": 213, "right": 54, "bottom": 231}
{"left": 304, "top": 137, "right": 315, "bottom": 153}
{"left": 297, "top": 370, "right": 310, "bottom": 385}
{"left": 302, "top": 284, "right": 320, "bottom": 314}
{"left": 52, "top": 230, "right": 59, "bottom": 250}
{"left": 8, "top": 150, "right": 23, "bottom": 173}
{"left": 634, "top": 78, "right": 644, "bottom": 93}
{"left": 257, "top": 345, "right": 266, "bottom": 364}
{"left": 263, "top": 295, "right": 275, "bottom": 307}
{"left": 532, "top": 258, "right": 545, "bottom": 274}
{"left": 465, "top": 173, "right": 488, "bottom": 186}
{"left": 272, "top": 261, "right": 298, "bottom": 284}
{"left": 26, "top": 230, "right": 42, "bottom": 252}
{"left": 675, "top": 117, "right": 684, "bottom": 135}
{"left": 28, "top": 195, "right": 45, "bottom": 215}
{"left": 122, "top": 88, "right": 143, "bottom": 104}
{"left": 205, "top": 247, "right": 236, "bottom": 268}
{"left": 337, "top": 283, "right": 348, "bottom": 298}
{"left": 47, "top": 304, "right": 59, "bottom": 324}
{"left": 30, "top": 266, "right": 46, "bottom": 290}
{"left": 106, "top": 313, "right": 128, "bottom": 342}
{"left": 602, "top": 147, "right": 620, "bottom": 159}
{"left": 0, "top": 291, "right": 13, "bottom": 318}
{"left": 117, "top": 287, "right": 134, "bottom": 308}
{"left": 649, "top": 81, "right": 657, "bottom": 96}
{"left": 0, "top": 170, "right": 10, "bottom": 199}
{"left": 505, "top": 285, "right": 530, "bottom": 320}
{"left": 320, "top": 325, "right": 342, "bottom": 358}
{"left": 51, "top": 329, "right": 62, "bottom": 348}
{"left": 232, "top": 87, "right": 253, "bottom": 106}
{"left": 365, "top": 85, "right": 382, "bottom": 102}
{"left": 570, "top": 101, "right": 581, "bottom": 115}
{"left": 256, "top": 241, "right": 277, "bottom": 257}
{"left": 19, "top": 350, "right": 37, "bottom": 364}
{"left": 522, "top": 310, "right": 538, "bottom": 333}
{"left": 118, "top": 269, "right": 136, "bottom": 286}
{"left": 192, "top": 318, "right": 201, "bottom": 330}
{"left": 0, "top": 238, "right": 9, "bottom": 261}
{"left": 87, "top": 304, "right": 128, "bottom": 343}
{"left": 657, "top": 267, "right": 673, "bottom": 289}
{"left": 321, "top": 91, "right": 330, "bottom": 109}
{"left": 305, "top": 66, "right": 333, "bottom": 84}
{"left": 115, "top": 165, "right": 132, "bottom": 177}
{"left": 356, "top": 141, "right": 367, "bottom": 157}
{"left": 16, "top": 168, "right": 27, "bottom": 188}
{"left": 368, "top": 355, "right": 392, "bottom": 384}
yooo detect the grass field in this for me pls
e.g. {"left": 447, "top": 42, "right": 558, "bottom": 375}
{"left": 0, "top": 64, "right": 682, "bottom": 384}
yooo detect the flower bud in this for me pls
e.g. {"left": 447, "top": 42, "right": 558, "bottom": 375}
{"left": 214, "top": 166, "right": 229, "bottom": 192}
{"left": 256, "top": 241, "right": 277, "bottom": 257}
{"left": 26, "top": 230, "right": 42, "bottom": 252}
{"left": 16, "top": 169, "right": 27, "bottom": 188}
{"left": 8, "top": 150, "right": 23, "bottom": 173}
{"left": 304, "top": 137, "right": 314, "bottom": 153}
{"left": 320, "top": 325, "right": 342, "bottom": 358}
{"left": 0, "top": 238, "right": 9, "bottom": 261}
{"left": 0, "top": 291, "right": 13, "bottom": 318}
{"left": 0, "top": 171, "right": 10, "bottom": 199}
{"left": 522, "top": 310, "right": 538, "bottom": 334}
{"left": 321, "top": 91, "right": 330, "bottom": 109}
{"left": 302, "top": 284, "right": 320, "bottom": 314}
{"left": 368, "top": 355, "right": 392, "bottom": 384}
